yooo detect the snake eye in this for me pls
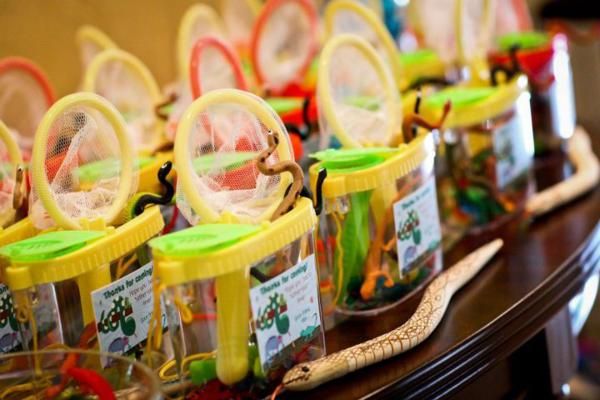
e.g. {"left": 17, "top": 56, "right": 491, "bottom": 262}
{"left": 301, "top": 366, "right": 310, "bottom": 372}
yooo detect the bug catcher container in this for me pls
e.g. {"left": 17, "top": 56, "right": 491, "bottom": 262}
{"left": 0, "top": 206, "right": 164, "bottom": 358}
{"left": 149, "top": 197, "right": 325, "bottom": 397}
{"left": 423, "top": 76, "right": 535, "bottom": 232}
{"left": 489, "top": 32, "right": 575, "bottom": 153}
{"left": 0, "top": 349, "right": 161, "bottom": 400}
{"left": 310, "top": 133, "right": 442, "bottom": 316}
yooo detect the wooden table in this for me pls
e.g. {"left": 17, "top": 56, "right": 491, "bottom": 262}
{"left": 286, "top": 132, "right": 600, "bottom": 399}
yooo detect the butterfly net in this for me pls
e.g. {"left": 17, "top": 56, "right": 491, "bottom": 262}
{"left": 177, "top": 93, "right": 293, "bottom": 225}
{"left": 254, "top": 0, "right": 315, "bottom": 90}
{"left": 328, "top": 6, "right": 394, "bottom": 76}
{"left": 0, "top": 137, "right": 17, "bottom": 227}
{"left": 29, "top": 104, "right": 137, "bottom": 230}
{"left": 0, "top": 67, "right": 51, "bottom": 155}
{"left": 318, "top": 40, "right": 400, "bottom": 147}
{"left": 179, "top": 5, "right": 226, "bottom": 77}
{"left": 90, "top": 58, "right": 159, "bottom": 153}
{"left": 191, "top": 39, "right": 245, "bottom": 96}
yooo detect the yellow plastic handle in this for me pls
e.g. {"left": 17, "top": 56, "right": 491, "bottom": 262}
{"left": 174, "top": 88, "right": 293, "bottom": 224}
{"left": 31, "top": 92, "right": 135, "bottom": 230}
{"left": 317, "top": 34, "right": 402, "bottom": 148}
{"left": 0, "top": 120, "right": 23, "bottom": 167}
{"left": 215, "top": 269, "right": 250, "bottom": 385}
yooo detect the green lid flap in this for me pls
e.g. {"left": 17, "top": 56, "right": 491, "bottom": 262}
{"left": 149, "top": 224, "right": 261, "bottom": 257}
{"left": 192, "top": 151, "right": 259, "bottom": 173}
{"left": 0, "top": 231, "right": 106, "bottom": 262}
{"left": 75, "top": 156, "right": 154, "bottom": 182}
{"left": 497, "top": 31, "right": 549, "bottom": 52}
{"left": 425, "top": 86, "right": 497, "bottom": 109}
{"left": 267, "top": 97, "right": 303, "bottom": 114}
{"left": 398, "top": 49, "right": 439, "bottom": 66}
{"left": 310, "top": 148, "right": 397, "bottom": 172}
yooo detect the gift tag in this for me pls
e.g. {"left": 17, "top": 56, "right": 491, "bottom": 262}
{"left": 92, "top": 262, "right": 166, "bottom": 365}
{"left": 394, "top": 176, "right": 442, "bottom": 275}
{"left": 250, "top": 254, "right": 321, "bottom": 370}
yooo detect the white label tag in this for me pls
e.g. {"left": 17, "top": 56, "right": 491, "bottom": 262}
{"left": 250, "top": 254, "right": 321, "bottom": 370}
{"left": 493, "top": 113, "right": 533, "bottom": 190}
{"left": 92, "top": 263, "right": 166, "bottom": 364}
{"left": 0, "top": 284, "right": 21, "bottom": 353}
{"left": 393, "top": 177, "right": 442, "bottom": 274}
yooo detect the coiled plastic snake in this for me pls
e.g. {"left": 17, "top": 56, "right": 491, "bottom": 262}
{"left": 281, "top": 239, "right": 503, "bottom": 391}
{"left": 256, "top": 130, "right": 304, "bottom": 221}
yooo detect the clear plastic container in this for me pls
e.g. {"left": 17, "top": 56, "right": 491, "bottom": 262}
{"left": 310, "top": 133, "right": 443, "bottom": 316}
{"left": 149, "top": 198, "right": 326, "bottom": 397}
{"left": 489, "top": 32, "right": 575, "bottom": 154}
{"left": 0, "top": 206, "right": 166, "bottom": 364}
{"left": 423, "top": 76, "right": 535, "bottom": 233}
{"left": 0, "top": 349, "right": 161, "bottom": 399}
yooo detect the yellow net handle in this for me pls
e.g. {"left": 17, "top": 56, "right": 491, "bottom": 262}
{"left": 30, "top": 92, "right": 135, "bottom": 230}
{"left": 317, "top": 34, "right": 402, "bottom": 148}
{"left": 174, "top": 88, "right": 293, "bottom": 224}
{"left": 76, "top": 25, "right": 118, "bottom": 54}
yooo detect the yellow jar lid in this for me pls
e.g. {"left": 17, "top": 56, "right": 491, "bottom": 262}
{"left": 3, "top": 206, "right": 164, "bottom": 290}
{"left": 420, "top": 76, "right": 528, "bottom": 129}
{"left": 309, "top": 132, "right": 435, "bottom": 199}
{"left": 151, "top": 197, "right": 317, "bottom": 286}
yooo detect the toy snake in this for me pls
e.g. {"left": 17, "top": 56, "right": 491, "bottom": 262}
{"left": 256, "top": 130, "right": 304, "bottom": 221}
{"left": 526, "top": 127, "right": 600, "bottom": 217}
{"left": 281, "top": 239, "right": 503, "bottom": 391}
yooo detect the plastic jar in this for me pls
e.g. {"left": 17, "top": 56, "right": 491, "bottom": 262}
{"left": 149, "top": 198, "right": 325, "bottom": 397}
{"left": 422, "top": 76, "right": 535, "bottom": 232}
{"left": 489, "top": 32, "right": 575, "bottom": 153}
{"left": 310, "top": 133, "right": 443, "bottom": 316}
{"left": 0, "top": 207, "right": 165, "bottom": 362}
{"left": 0, "top": 349, "right": 161, "bottom": 400}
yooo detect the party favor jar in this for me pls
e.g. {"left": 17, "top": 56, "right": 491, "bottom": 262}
{"left": 310, "top": 133, "right": 442, "bottom": 316}
{"left": 423, "top": 76, "right": 535, "bottom": 233}
{"left": 0, "top": 349, "right": 161, "bottom": 400}
{"left": 149, "top": 198, "right": 325, "bottom": 398}
{"left": 489, "top": 32, "right": 575, "bottom": 153}
{"left": 0, "top": 206, "right": 165, "bottom": 359}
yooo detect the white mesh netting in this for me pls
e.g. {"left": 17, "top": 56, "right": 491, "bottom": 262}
{"left": 494, "top": 0, "right": 532, "bottom": 37}
{"left": 192, "top": 39, "right": 245, "bottom": 96}
{"left": 0, "top": 68, "right": 51, "bottom": 155}
{"left": 255, "top": 1, "right": 315, "bottom": 90}
{"left": 177, "top": 97, "right": 293, "bottom": 225}
{"left": 90, "top": 58, "right": 159, "bottom": 153}
{"left": 318, "top": 41, "right": 400, "bottom": 147}
{"left": 412, "top": 0, "right": 458, "bottom": 63}
{"left": 29, "top": 105, "right": 137, "bottom": 229}
{"left": 222, "top": 0, "right": 257, "bottom": 49}
{"left": 329, "top": 7, "right": 394, "bottom": 75}
{"left": 0, "top": 138, "right": 16, "bottom": 227}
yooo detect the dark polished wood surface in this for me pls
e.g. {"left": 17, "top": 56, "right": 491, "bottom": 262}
{"left": 285, "top": 129, "right": 600, "bottom": 399}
